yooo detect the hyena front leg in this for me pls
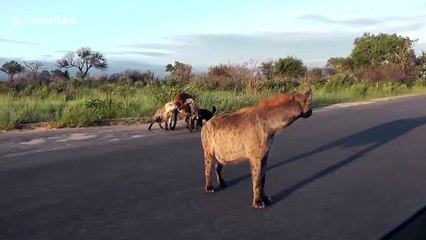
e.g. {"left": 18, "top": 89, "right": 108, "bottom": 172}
{"left": 167, "top": 115, "right": 173, "bottom": 130}
{"left": 157, "top": 121, "right": 164, "bottom": 129}
{"left": 250, "top": 154, "right": 270, "bottom": 209}
{"left": 204, "top": 150, "right": 215, "bottom": 193}
{"left": 148, "top": 121, "right": 155, "bottom": 130}
{"left": 170, "top": 110, "right": 178, "bottom": 130}
{"left": 260, "top": 155, "right": 272, "bottom": 205}
{"left": 164, "top": 118, "right": 169, "bottom": 131}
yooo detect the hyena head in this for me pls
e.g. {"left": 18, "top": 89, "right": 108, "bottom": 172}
{"left": 294, "top": 90, "right": 313, "bottom": 119}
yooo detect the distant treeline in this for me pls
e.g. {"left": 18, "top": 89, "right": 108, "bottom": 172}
{"left": 1, "top": 32, "right": 425, "bottom": 91}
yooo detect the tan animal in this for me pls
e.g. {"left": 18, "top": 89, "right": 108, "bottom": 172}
{"left": 148, "top": 101, "right": 178, "bottom": 130}
{"left": 174, "top": 92, "right": 200, "bottom": 131}
{"left": 201, "top": 90, "right": 313, "bottom": 209}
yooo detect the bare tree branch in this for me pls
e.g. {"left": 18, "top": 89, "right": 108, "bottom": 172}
{"left": 24, "top": 61, "right": 44, "bottom": 81}
{"left": 57, "top": 47, "right": 108, "bottom": 79}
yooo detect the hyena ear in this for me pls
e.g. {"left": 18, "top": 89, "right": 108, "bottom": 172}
{"left": 303, "top": 89, "right": 312, "bottom": 104}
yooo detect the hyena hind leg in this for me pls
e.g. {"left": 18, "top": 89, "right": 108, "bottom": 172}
{"left": 148, "top": 117, "right": 161, "bottom": 130}
{"left": 204, "top": 151, "right": 215, "bottom": 193}
{"left": 215, "top": 162, "right": 226, "bottom": 188}
{"left": 164, "top": 119, "right": 169, "bottom": 130}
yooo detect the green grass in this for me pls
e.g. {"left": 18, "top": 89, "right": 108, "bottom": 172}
{"left": 1, "top": 80, "right": 426, "bottom": 131}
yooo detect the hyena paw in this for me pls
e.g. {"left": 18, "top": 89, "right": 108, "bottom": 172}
{"left": 205, "top": 185, "right": 215, "bottom": 193}
{"left": 218, "top": 180, "right": 227, "bottom": 188}
{"left": 252, "top": 200, "right": 266, "bottom": 209}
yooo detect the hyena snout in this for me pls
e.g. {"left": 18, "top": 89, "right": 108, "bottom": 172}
{"left": 302, "top": 108, "right": 312, "bottom": 118}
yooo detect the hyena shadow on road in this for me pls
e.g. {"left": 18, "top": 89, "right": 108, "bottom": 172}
{"left": 226, "top": 116, "right": 426, "bottom": 205}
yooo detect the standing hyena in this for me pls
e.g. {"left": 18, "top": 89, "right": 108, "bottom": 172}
{"left": 148, "top": 101, "right": 178, "bottom": 131}
{"left": 174, "top": 92, "right": 200, "bottom": 131}
{"left": 201, "top": 90, "right": 313, "bottom": 209}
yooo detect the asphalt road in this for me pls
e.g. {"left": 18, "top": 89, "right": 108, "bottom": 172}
{"left": 1, "top": 95, "right": 426, "bottom": 240}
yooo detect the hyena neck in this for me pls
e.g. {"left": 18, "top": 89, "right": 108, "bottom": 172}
{"left": 262, "top": 101, "right": 302, "bottom": 135}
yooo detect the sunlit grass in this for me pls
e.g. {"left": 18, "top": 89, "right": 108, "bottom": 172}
{"left": 1, "top": 81, "right": 425, "bottom": 131}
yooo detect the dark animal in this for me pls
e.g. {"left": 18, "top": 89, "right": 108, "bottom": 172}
{"left": 195, "top": 106, "right": 217, "bottom": 128}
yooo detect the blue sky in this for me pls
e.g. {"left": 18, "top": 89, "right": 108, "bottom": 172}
{"left": 1, "top": 0, "right": 426, "bottom": 74}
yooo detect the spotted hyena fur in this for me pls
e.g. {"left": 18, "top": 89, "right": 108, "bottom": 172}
{"left": 174, "top": 92, "right": 200, "bottom": 131}
{"left": 201, "top": 90, "right": 313, "bottom": 209}
{"left": 148, "top": 101, "right": 178, "bottom": 131}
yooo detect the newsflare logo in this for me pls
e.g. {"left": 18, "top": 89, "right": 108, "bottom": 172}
{"left": 12, "top": 16, "right": 77, "bottom": 26}
{"left": 12, "top": 16, "right": 23, "bottom": 26}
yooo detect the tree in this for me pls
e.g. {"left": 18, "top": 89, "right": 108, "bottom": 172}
{"left": 165, "top": 61, "right": 192, "bottom": 83}
{"left": 350, "top": 32, "right": 417, "bottom": 69}
{"left": 259, "top": 59, "right": 274, "bottom": 80}
{"left": 274, "top": 56, "right": 307, "bottom": 79}
{"left": 0, "top": 60, "right": 25, "bottom": 81}
{"left": 24, "top": 61, "right": 44, "bottom": 81}
{"left": 207, "top": 62, "right": 260, "bottom": 90}
{"left": 207, "top": 64, "right": 233, "bottom": 79}
{"left": 417, "top": 51, "right": 426, "bottom": 78}
{"left": 122, "top": 69, "right": 157, "bottom": 83}
{"left": 326, "top": 57, "right": 354, "bottom": 73}
{"left": 306, "top": 67, "right": 323, "bottom": 82}
{"left": 39, "top": 70, "right": 51, "bottom": 82}
{"left": 57, "top": 47, "right": 107, "bottom": 79}
{"left": 51, "top": 69, "right": 70, "bottom": 81}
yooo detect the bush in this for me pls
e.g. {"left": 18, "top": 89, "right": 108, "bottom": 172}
{"left": 414, "top": 78, "right": 426, "bottom": 87}
{"left": 146, "top": 78, "right": 188, "bottom": 105}
{"left": 323, "top": 74, "right": 358, "bottom": 92}
{"left": 352, "top": 83, "right": 369, "bottom": 96}
{"left": 187, "top": 77, "right": 220, "bottom": 91}
{"left": 0, "top": 107, "right": 19, "bottom": 130}
{"left": 263, "top": 79, "right": 300, "bottom": 92}
{"left": 56, "top": 104, "right": 99, "bottom": 128}
{"left": 1, "top": 71, "right": 425, "bottom": 131}
{"left": 377, "top": 82, "right": 408, "bottom": 94}
{"left": 353, "top": 64, "right": 416, "bottom": 83}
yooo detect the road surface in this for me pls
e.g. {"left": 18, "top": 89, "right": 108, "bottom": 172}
{"left": 1, "top": 95, "right": 426, "bottom": 240}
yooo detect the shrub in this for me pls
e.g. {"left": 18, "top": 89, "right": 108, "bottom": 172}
{"left": 353, "top": 64, "right": 416, "bottom": 83}
{"left": 352, "top": 83, "right": 369, "bottom": 96}
{"left": 378, "top": 82, "right": 408, "bottom": 94}
{"left": 263, "top": 79, "right": 300, "bottom": 92}
{"left": 188, "top": 77, "right": 220, "bottom": 91}
{"left": 0, "top": 108, "right": 19, "bottom": 130}
{"left": 414, "top": 78, "right": 426, "bottom": 87}
{"left": 56, "top": 104, "right": 99, "bottom": 128}
{"left": 323, "top": 74, "right": 357, "bottom": 92}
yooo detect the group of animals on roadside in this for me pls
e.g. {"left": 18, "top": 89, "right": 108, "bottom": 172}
{"left": 149, "top": 90, "right": 313, "bottom": 209}
{"left": 148, "top": 92, "right": 216, "bottom": 132}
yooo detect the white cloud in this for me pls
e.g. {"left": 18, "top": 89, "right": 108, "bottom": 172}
{"left": 105, "top": 51, "right": 170, "bottom": 57}
{"left": 0, "top": 38, "right": 38, "bottom": 45}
